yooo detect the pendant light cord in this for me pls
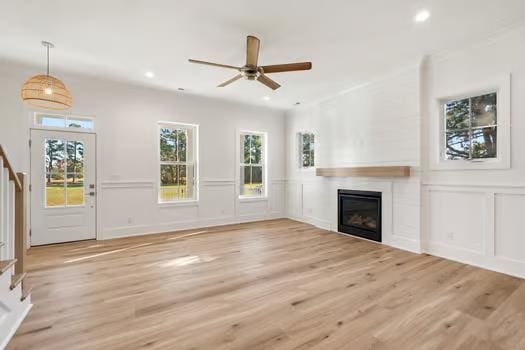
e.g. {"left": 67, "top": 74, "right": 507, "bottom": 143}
{"left": 46, "top": 44, "right": 50, "bottom": 76}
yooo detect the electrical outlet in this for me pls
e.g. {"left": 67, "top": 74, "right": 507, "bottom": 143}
{"left": 447, "top": 232, "right": 454, "bottom": 240}
{"left": 127, "top": 217, "right": 133, "bottom": 224}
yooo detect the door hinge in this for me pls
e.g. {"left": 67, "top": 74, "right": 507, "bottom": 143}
{"left": 29, "top": 229, "right": 32, "bottom": 237}
{"left": 29, "top": 184, "right": 32, "bottom": 192}
{"left": 29, "top": 139, "right": 32, "bottom": 148}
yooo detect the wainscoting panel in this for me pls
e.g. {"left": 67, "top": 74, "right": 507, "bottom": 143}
{"left": 238, "top": 198, "right": 268, "bottom": 214}
{"left": 392, "top": 181, "right": 420, "bottom": 240}
{"left": 428, "top": 189, "right": 485, "bottom": 253}
{"left": 269, "top": 181, "right": 286, "bottom": 216}
{"left": 302, "top": 181, "right": 331, "bottom": 226}
{"left": 198, "top": 182, "right": 236, "bottom": 219}
{"left": 99, "top": 179, "right": 284, "bottom": 240}
{"left": 424, "top": 184, "right": 525, "bottom": 278}
{"left": 495, "top": 192, "right": 525, "bottom": 263}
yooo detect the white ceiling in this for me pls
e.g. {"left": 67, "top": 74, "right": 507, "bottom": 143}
{"left": 1, "top": 0, "right": 525, "bottom": 110}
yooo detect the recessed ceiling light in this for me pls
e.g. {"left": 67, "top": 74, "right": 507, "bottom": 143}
{"left": 261, "top": 96, "right": 270, "bottom": 101}
{"left": 145, "top": 71, "right": 155, "bottom": 78}
{"left": 414, "top": 9, "right": 430, "bottom": 23}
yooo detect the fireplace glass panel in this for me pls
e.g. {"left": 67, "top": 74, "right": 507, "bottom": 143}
{"left": 338, "top": 190, "right": 382, "bottom": 242}
{"left": 341, "top": 197, "right": 379, "bottom": 231}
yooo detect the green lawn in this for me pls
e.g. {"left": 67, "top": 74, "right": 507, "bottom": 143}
{"left": 241, "top": 183, "right": 263, "bottom": 196}
{"left": 160, "top": 185, "right": 189, "bottom": 201}
{"left": 46, "top": 183, "right": 84, "bottom": 206}
{"left": 160, "top": 183, "right": 263, "bottom": 201}
{"left": 47, "top": 183, "right": 263, "bottom": 206}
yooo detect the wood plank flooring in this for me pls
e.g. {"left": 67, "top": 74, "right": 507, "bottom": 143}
{"left": 8, "top": 219, "right": 525, "bottom": 350}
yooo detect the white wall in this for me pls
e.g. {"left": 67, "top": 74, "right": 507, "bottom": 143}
{"left": 285, "top": 67, "right": 423, "bottom": 253}
{"left": 0, "top": 60, "right": 286, "bottom": 240}
{"left": 421, "top": 26, "right": 525, "bottom": 278}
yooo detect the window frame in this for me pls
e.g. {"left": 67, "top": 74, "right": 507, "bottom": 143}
{"left": 432, "top": 74, "right": 511, "bottom": 170}
{"left": 238, "top": 130, "right": 267, "bottom": 200}
{"left": 33, "top": 112, "right": 95, "bottom": 132}
{"left": 157, "top": 121, "right": 199, "bottom": 205}
{"left": 298, "top": 131, "right": 316, "bottom": 170}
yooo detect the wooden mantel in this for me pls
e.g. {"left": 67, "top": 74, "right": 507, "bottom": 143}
{"left": 316, "top": 166, "right": 410, "bottom": 178}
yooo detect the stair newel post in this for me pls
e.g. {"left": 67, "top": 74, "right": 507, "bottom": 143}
{"left": 14, "top": 172, "right": 27, "bottom": 275}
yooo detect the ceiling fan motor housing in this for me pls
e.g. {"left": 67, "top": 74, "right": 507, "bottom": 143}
{"left": 241, "top": 65, "right": 259, "bottom": 80}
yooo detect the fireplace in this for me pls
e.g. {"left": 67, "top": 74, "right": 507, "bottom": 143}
{"left": 338, "top": 189, "right": 382, "bottom": 242}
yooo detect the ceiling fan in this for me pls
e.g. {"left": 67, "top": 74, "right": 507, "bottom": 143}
{"left": 189, "top": 35, "right": 312, "bottom": 90}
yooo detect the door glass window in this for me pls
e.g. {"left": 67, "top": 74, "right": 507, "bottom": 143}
{"left": 45, "top": 138, "right": 85, "bottom": 207}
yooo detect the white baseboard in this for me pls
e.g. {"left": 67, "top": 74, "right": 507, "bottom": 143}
{"left": 426, "top": 242, "right": 525, "bottom": 279}
{"left": 301, "top": 215, "right": 332, "bottom": 231}
{"left": 387, "top": 234, "right": 422, "bottom": 254}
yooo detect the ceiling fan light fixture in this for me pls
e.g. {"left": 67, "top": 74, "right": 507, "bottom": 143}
{"left": 21, "top": 41, "right": 72, "bottom": 110}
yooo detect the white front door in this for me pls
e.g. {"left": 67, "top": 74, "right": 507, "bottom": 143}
{"left": 30, "top": 129, "right": 96, "bottom": 245}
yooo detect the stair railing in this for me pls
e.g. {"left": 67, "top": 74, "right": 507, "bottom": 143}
{"left": 0, "top": 145, "right": 27, "bottom": 275}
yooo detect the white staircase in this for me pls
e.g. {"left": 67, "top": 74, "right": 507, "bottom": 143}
{"left": 0, "top": 147, "right": 32, "bottom": 349}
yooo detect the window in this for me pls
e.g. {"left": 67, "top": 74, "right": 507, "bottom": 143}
{"left": 45, "top": 138, "right": 84, "bottom": 207}
{"left": 443, "top": 92, "right": 497, "bottom": 160}
{"left": 35, "top": 113, "right": 94, "bottom": 130}
{"left": 299, "top": 132, "right": 315, "bottom": 168}
{"left": 159, "top": 122, "right": 198, "bottom": 203}
{"left": 240, "top": 132, "right": 266, "bottom": 197}
{"left": 433, "top": 75, "right": 510, "bottom": 170}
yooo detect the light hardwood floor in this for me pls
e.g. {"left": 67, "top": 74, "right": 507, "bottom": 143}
{"left": 8, "top": 219, "right": 525, "bottom": 349}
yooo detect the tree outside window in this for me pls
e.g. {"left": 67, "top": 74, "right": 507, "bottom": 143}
{"left": 444, "top": 92, "right": 497, "bottom": 160}
{"left": 240, "top": 133, "right": 265, "bottom": 197}
{"left": 299, "top": 132, "right": 315, "bottom": 168}
{"left": 159, "top": 124, "right": 196, "bottom": 202}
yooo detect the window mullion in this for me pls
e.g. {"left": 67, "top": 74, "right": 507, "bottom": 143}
{"left": 64, "top": 139, "right": 68, "bottom": 207}
{"left": 469, "top": 97, "right": 475, "bottom": 160}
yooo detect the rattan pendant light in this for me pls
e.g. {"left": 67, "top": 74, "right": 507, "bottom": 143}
{"left": 21, "top": 41, "right": 72, "bottom": 110}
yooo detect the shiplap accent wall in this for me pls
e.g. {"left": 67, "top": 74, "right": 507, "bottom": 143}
{"left": 285, "top": 67, "right": 423, "bottom": 253}
{"left": 286, "top": 25, "right": 525, "bottom": 278}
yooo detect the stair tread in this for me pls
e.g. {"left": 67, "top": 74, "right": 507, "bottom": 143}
{"left": 0, "top": 258, "right": 17, "bottom": 275}
{"left": 21, "top": 284, "right": 33, "bottom": 302}
{"left": 10, "top": 272, "right": 26, "bottom": 290}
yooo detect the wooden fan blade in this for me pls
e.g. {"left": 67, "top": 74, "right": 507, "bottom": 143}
{"left": 246, "top": 36, "right": 260, "bottom": 66}
{"left": 188, "top": 59, "right": 240, "bottom": 70}
{"left": 218, "top": 74, "right": 243, "bottom": 87}
{"left": 260, "top": 62, "right": 312, "bottom": 73}
{"left": 257, "top": 73, "right": 281, "bottom": 90}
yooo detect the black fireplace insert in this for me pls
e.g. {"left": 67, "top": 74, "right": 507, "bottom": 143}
{"left": 338, "top": 189, "right": 382, "bottom": 242}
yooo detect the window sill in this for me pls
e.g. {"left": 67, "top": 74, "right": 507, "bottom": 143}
{"left": 158, "top": 199, "right": 199, "bottom": 208}
{"left": 431, "top": 158, "right": 510, "bottom": 171}
{"left": 238, "top": 196, "right": 268, "bottom": 202}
